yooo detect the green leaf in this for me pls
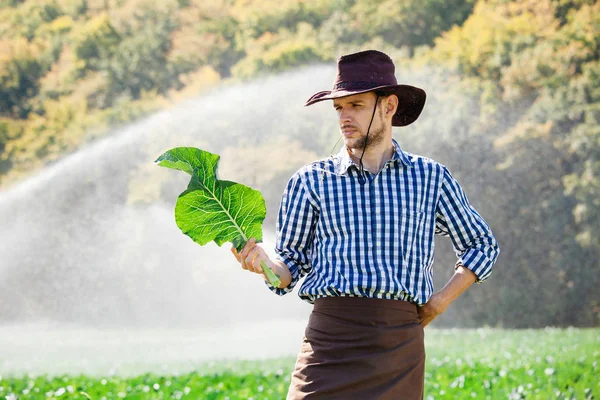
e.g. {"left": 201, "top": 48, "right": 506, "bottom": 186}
{"left": 154, "top": 147, "right": 266, "bottom": 250}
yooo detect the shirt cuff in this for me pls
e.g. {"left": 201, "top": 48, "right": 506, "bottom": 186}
{"left": 456, "top": 248, "right": 495, "bottom": 283}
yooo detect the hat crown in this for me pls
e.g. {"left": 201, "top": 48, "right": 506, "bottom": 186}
{"left": 333, "top": 50, "right": 398, "bottom": 92}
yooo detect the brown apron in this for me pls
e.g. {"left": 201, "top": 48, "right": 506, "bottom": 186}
{"left": 287, "top": 296, "right": 425, "bottom": 400}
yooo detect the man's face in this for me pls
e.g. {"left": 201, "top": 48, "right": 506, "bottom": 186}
{"left": 333, "top": 92, "right": 386, "bottom": 151}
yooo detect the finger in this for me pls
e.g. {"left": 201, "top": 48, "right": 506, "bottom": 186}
{"left": 251, "top": 254, "right": 261, "bottom": 274}
{"left": 417, "top": 308, "right": 428, "bottom": 324}
{"left": 245, "top": 247, "right": 263, "bottom": 273}
{"left": 239, "top": 238, "right": 256, "bottom": 260}
{"left": 239, "top": 248, "right": 252, "bottom": 271}
{"left": 230, "top": 246, "right": 241, "bottom": 262}
{"left": 240, "top": 248, "right": 257, "bottom": 272}
{"left": 251, "top": 254, "right": 269, "bottom": 275}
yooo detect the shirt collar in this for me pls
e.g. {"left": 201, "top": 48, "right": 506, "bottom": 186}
{"left": 333, "top": 138, "right": 412, "bottom": 175}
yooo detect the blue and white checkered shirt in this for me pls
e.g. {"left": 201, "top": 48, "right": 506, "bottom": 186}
{"left": 269, "top": 139, "right": 499, "bottom": 306}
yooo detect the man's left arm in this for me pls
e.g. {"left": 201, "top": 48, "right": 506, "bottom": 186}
{"left": 419, "top": 166, "right": 500, "bottom": 327}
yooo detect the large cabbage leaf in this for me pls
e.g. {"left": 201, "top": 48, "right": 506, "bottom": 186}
{"left": 155, "top": 147, "right": 280, "bottom": 286}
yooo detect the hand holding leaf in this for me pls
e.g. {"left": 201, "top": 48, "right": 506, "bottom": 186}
{"left": 155, "top": 147, "right": 281, "bottom": 287}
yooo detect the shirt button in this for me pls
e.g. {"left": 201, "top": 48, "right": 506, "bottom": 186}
{"left": 377, "top": 242, "right": 381, "bottom": 247}
{"left": 376, "top": 208, "right": 380, "bottom": 214}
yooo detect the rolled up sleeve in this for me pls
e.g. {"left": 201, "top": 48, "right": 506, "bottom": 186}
{"left": 435, "top": 167, "right": 500, "bottom": 282}
{"left": 267, "top": 171, "right": 319, "bottom": 295}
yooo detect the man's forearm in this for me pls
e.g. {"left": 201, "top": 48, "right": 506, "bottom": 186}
{"left": 266, "top": 260, "right": 292, "bottom": 289}
{"left": 436, "top": 265, "right": 477, "bottom": 307}
{"left": 418, "top": 265, "right": 478, "bottom": 327}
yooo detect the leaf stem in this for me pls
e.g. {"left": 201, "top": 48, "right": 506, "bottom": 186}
{"left": 261, "top": 260, "right": 281, "bottom": 287}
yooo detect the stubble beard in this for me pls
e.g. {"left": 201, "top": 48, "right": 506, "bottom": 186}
{"left": 346, "top": 117, "right": 386, "bottom": 151}
{"left": 345, "top": 105, "right": 387, "bottom": 151}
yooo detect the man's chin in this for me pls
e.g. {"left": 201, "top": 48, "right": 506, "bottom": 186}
{"left": 343, "top": 137, "right": 365, "bottom": 150}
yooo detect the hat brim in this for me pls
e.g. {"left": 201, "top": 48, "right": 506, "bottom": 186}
{"left": 304, "top": 84, "right": 426, "bottom": 127}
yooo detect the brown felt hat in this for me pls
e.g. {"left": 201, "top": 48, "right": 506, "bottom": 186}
{"left": 305, "top": 50, "right": 426, "bottom": 126}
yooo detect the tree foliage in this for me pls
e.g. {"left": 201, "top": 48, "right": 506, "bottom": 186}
{"left": 351, "top": 0, "right": 476, "bottom": 50}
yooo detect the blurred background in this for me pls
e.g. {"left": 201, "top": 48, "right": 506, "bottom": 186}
{"left": 0, "top": 0, "right": 598, "bottom": 376}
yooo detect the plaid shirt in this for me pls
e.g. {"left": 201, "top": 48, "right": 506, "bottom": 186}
{"left": 269, "top": 139, "right": 499, "bottom": 305}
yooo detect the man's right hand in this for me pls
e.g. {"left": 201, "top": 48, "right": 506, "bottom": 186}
{"left": 230, "top": 238, "right": 292, "bottom": 289}
{"left": 230, "top": 238, "right": 269, "bottom": 275}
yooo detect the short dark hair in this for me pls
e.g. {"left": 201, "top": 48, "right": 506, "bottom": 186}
{"left": 375, "top": 90, "right": 392, "bottom": 97}
{"left": 374, "top": 90, "right": 393, "bottom": 106}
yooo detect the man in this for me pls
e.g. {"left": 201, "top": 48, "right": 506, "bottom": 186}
{"left": 231, "top": 50, "right": 500, "bottom": 399}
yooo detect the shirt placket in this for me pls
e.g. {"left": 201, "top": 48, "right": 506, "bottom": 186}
{"left": 369, "top": 171, "right": 384, "bottom": 259}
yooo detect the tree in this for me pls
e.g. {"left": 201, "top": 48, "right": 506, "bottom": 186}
{"left": 0, "top": 39, "right": 46, "bottom": 118}
{"left": 351, "top": 0, "right": 476, "bottom": 51}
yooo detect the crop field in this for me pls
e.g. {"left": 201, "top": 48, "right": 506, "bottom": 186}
{"left": 1, "top": 328, "right": 598, "bottom": 400}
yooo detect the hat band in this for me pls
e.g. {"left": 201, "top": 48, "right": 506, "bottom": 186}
{"left": 333, "top": 80, "right": 392, "bottom": 91}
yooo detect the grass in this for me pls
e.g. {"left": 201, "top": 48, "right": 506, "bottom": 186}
{"left": 0, "top": 328, "right": 598, "bottom": 399}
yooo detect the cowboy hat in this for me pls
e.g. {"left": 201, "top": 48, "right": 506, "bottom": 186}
{"left": 305, "top": 50, "right": 426, "bottom": 126}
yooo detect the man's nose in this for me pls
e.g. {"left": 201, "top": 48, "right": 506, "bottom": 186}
{"left": 339, "top": 109, "right": 352, "bottom": 123}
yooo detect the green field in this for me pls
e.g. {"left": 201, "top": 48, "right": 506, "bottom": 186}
{"left": 1, "top": 328, "right": 598, "bottom": 400}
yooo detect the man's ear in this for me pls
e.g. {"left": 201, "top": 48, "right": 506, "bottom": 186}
{"left": 385, "top": 95, "right": 399, "bottom": 119}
